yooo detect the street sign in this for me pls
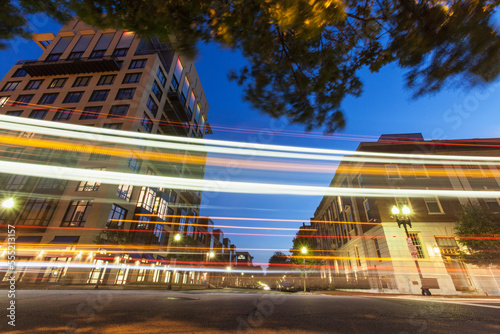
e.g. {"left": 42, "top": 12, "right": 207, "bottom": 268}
{"left": 408, "top": 245, "right": 418, "bottom": 253}
{"left": 406, "top": 238, "right": 413, "bottom": 246}
{"left": 411, "top": 253, "right": 418, "bottom": 259}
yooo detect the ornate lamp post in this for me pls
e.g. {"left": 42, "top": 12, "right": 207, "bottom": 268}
{"left": 301, "top": 247, "right": 307, "bottom": 292}
{"left": 391, "top": 205, "right": 431, "bottom": 296}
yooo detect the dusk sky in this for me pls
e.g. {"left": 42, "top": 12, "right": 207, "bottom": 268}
{"left": 1, "top": 15, "right": 499, "bottom": 267}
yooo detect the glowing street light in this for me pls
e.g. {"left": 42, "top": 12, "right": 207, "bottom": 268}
{"left": 301, "top": 247, "right": 308, "bottom": 292}
{"left": 2, "top": 198, "right": 14, "bottom": 208}
{"left": 174, "top": 234, "right": 181, "bottom": 241}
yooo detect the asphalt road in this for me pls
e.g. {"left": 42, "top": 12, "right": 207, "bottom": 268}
{"left": 1, "top": 289, "right": 500, "bottom": 333}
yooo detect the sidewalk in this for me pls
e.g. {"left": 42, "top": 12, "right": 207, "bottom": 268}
{"left": 313, "top": 289, "right": 500, "bottom": 299}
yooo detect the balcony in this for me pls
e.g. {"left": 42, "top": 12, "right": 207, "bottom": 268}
{"left": 164, "top": 91, "right": 190, "bottom": 123}
{"left": 20, "top": 56, "right": 120, "bottom": 77}
{"left": 158, "top": 114, "right": 189, "bottom": 136}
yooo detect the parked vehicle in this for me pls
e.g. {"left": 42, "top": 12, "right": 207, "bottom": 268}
{"left": 278, "top": 281, "right": 296, "bottom": 292}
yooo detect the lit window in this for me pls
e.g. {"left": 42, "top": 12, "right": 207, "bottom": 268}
{"left": 76, "top": 167, "right": 105, "bottom": 191}
{"left": 48, "top": 78, "right": 67, "bottom": 89}
{"left": 61, "top": 200, "right": 93, "bottom": 227}
{"left": 116, "top": 184, "right": 133, "bottom": 201}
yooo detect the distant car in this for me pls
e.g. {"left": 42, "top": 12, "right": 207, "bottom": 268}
{"left": 279, "top": 281, "right": 296, "bottom": 292}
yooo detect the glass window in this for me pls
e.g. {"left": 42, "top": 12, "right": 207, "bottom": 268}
{"left": 36, "top": 178, "right": 67, "bottom": 191}
{"left": 113, "top": 48, "right": 128, "bottom": 57}
{"left": 2, "top": 174, "right": 29, "bottom": 191}
{"left": 385, "top": 164, "right": 401, "bottom": 179}
{"left": 61, "top": 200, "right": 93, "bottom": 227}
{"left": 68, "top": 51, "right": 83, "bottom": 59}
{"left": 2, "top": 81, "right": 20, "bottom": 92}
{"left": 171, "top": 57, "right": 183, "bottom": 90}
{"left": 0, "top": 96, "right": 10, "bottom": 107}
{"left": 13, "top": 94, "right": 33, "bottom": 106}
{"left": 116, "top": 184, "right": 133, "bottom": 201}
{"left": 409, "top": 232, "right": 425, "bottom": 259}
{"left": 157, "top": 67, "right": 166, "bottom": 87}
{"left": 46, "top": 54, "right": 61, "bottom": 61}
{"left": 373, "top": 238, "right": 382, "bottom": 261}
{"left": 127, "top": 154, "right": 142, "bottom": 173}
{"left": 97, "top": 74, "right": 116, "bottom": 86}
{"left": 76, "top": 167, "right": 105, "bottom": 191}
{"left": 103, "top": 123, "right": 123, "bottom": 129}
{"left": 107, "top": 204, "right": 128, "bottom": 228}
{"left": 6, "top": 110, "right": 22, "bottom": 117}
{"left": 12, "top": 68, "right": 28, "bottom": 77}
{"left": 129, "top": 59, "right": 147, "bottom": 69}
{"left": 188, "top": 91, "right": 196, "bottom": 114}
{"left": 28, "top": 109, "right": 48, "bottom": 119}
{"left": 17, "top": 198, "right": 58, "bottom": 226}
{"left": 73, "top": 76, "right": 91, "bottom": 87}
{"left": 108, "top": 105, "right": 129, "bottom": 118}
{"left": 146, "top": 96, "right": 158, "bottom": 116}
{"left": 141, "top": 113, "right": 153, "bottom": 133}
{"left": 122, "top": 73, "right": 141, "bottom": 84}
{"left": 424, "top": 196, "right": 443, "bottom": 214}
{"left": 152, "top": 81, "right": 162, "bottom": 101}
{"left": 90, "top": 50, "right": 105, "bottom": 59}
{"left": 52, "top": 108, "right": 74, "bottom": 121}
{"left": 137, "top": 187, "right": 156, "bottom": 212}
{"left": 63, "top": 91, "right": 84, "bottom": 103}
{"left": 48, "top": 78, "right": 67, "bottom": 89}
{"left": 180, "top": 76, "right": 190, "bottom": 103}
{"left": 363, "top": 198, "right": 373, "bottom": 221}
{"left": 80, "top": 106, "right": 102, "bottom": 120}
{"left": 115, "top": 88, "right": 135, "bottom": 100}
{"left": 89, "top": 90, "right": 109, "bottom": 102}
{"left": 24, "top": 80, "right": 43, "bottom": 90}
{"left": 38, "top": 93, "right": 58, "bottom": 105}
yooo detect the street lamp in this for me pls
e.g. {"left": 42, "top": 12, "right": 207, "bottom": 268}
{"left": 301, "top": 247, "right": 307, "bottom": 292}
{"left": 391, "top": 205, "right": 431, "bottom": 296}
{"left": 174, "top": 233, "right": 181, "bottom": 241}
{"left": 2, "top": 198, "right": 14, "bottom": 208}
{"left": 167, "top": 233, "right": 182, "bottom": 290}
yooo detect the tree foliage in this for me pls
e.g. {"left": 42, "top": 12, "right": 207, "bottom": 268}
{"left": 455, "top": 204, "right": 500, "bottom": 267}
{"left": 290, "top": 230, "right": 322, "bottom": 269}
{"left": 3, "top": 1, "right": 500, "bottom": 132}
{"left": 93, "top": 227, "right": 131, "bottom": 245}
{"left": 267, "top": 251, "right": 290, "bottom": 271}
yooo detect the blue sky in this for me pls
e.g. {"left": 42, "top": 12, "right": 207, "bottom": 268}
{"left": 1, "top": 15, "right": 499, "bottom": 266}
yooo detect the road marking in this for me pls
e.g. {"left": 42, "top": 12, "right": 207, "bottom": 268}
{"left": 394, "top": 297, "right": 500, "bottom": 310}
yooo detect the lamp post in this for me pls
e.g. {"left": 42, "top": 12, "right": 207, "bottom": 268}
{"left": 206, "top": 251, "right": 214, "bottom": 288}
{"left": 391, "top": 205, "right": 431, "bottom": 296}
{"left": 301, "top": 247, "right": 307, "bottom": 292}
{"left": 167, "top": 233, "right": 182, "bottom": 290}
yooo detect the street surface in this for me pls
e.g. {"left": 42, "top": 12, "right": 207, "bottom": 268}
{"left": 1, "top": 289, "right": 500, "bottom": 333}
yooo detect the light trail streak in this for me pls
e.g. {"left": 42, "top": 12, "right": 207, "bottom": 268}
{"left": 2, "top": 159, "right": 500, "bottom": 198}
{"left": 1, "top": 115, "right": 500, "bottom": 166}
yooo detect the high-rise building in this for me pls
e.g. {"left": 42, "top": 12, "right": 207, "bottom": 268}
{"left": 0, "top": 18, "right": 213, "bottom": 285}
{"left": 310, "top": 133, "right": 500, "bottom": 295}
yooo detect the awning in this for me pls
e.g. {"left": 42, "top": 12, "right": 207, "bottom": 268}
{"left": 48, "top": 236, "right": 80, "bottom": 244}
{"left": 16, "top": 236, "right": 43, "bottom": 244}
{"left": 143, "top": 253, "right": 156, "bottom": 261}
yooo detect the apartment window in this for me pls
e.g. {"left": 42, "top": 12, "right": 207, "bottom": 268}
{"left": 6, "top": 110, "right": 22, "bottom": 117}
{"left": 28, "top": 109, "right": 48, "bottom": 120}
{"left": 17, "top": 198, "right": 58, "bottom": 226}
{"left": 90, "top": 50, "right": 105, "bottom": 59}
{"left": 97, "top": 74, "right": 116, "bottom": 86}
{"left": 14, "top": 94, "right": 33, "bottom": 106}
{"left": 48, "top": 78, "right": 67, "bottom": 89}
{"left": 2, "top": 81, "right": 20, "bottom": 92}
{"left": 38, "top": 93, "right": 58, "bottom": 105}
{"left": 127, "top": 154, "right": 142, "bottom": 173}
{"left": 122, "top": 73, "right": 141, "bottom": 84}
{"left": 424, "top": 196, "right": 444, "bottom": 214}
{"left": 61, "top": 200, "right": 93, "bottom": 227}
{"left": 0, "top": 96, "right": 11, "bottom": 107}
{"left": 68, "top": 52, "right": 83, "bottom": 59}
{"left": 80, "top": 106, "right": 102, "bottom": 120}
{"left": 46, "top": 53, "right": 61, "bottom": 61}
{"left": 108, "top": 105, "right": 129, "bottom": 118}
{"left": 180, "top": 76, "right": 190, "bottom": 103}
{"left": 171, "top": 57, "right": 183, "bottom": 90}
{"left": 73, "top": 76, "right": 91, "bottom": 87}
{"left": 89, "top": 90, "right": 109, "bottom": 102}
{"left": 137, "top": 187, "right": 156, "bottom": 212}
{"left": 152, "top": 81, "right": 162, "bottom": 101}
{"left": 76, "top": 168, "right": 105, "bottom": 191}
{"left": 116, "top": 184, "right": 133, "bottom": 201}
{"left": 107, "top": 204, "right": 128, "bottom": 228}
{"left": 157, "top": 67, "right": 166, "bottom": 87}
{"left": 63, "top": 91, "right": 83, "bottom": 103}
{"left": 373, "top": 238, "right": 382, "bottom": 261}
{"left": 408, "top": 232, "right": 425, "bottom": 259}
{"left": 129, "top": 59, "right": 147, "bottom": 69}
{"left": 113, "top": 48, "right": 128, "bottom": 57}
{"left": 103, "top": 123, "right": 122, "bottom": 129}
{"left": 188, "top": 91, "right": 196, "bottom": 115}
{"left": 363, "top": 198, "right": 373, "bottom": 221}
{"left": 3, "top": 174, "right": 29, "bottom": 191}
{"left": 141, "top": 113, "right": 153, "bottom": 133}
{"left": 24, "top": 80, "right": 43, "bottom": 90}
{"left": 354, "top": 245, "right": 361, "bottom": 266}
{"left": 36, "top": 178, "right": 66, "bottom": 191}
{"left": 146, "top": 96, "right": 158, "bottom": 116}
{"left": 115, "top": 88, "right": 135, "bottom": 100}
{"left": 12, "top": 69, "right": 27, "bottom": 77}
{"left": 137, "top": 215, "right": 150, "bottom": 229}
{"left": 385, "top": 164, "right": 401, "bottom": 179}
{"left": 413, "top": 164, "right": 429, "bottom": 179}
{"left": 52, "top": 108, "right": 74, "bottom": 121}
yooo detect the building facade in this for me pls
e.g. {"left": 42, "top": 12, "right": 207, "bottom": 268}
{"left": 0, "top": 17, "right": 222, "bottom": 286}
{"left": 311, "top": 134, "right": 500, "bottom": 295}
